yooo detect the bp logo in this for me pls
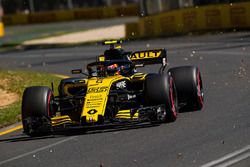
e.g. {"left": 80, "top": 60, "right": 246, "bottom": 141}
{"left": 87, "top": 109, "right": 98, "bottom": 115}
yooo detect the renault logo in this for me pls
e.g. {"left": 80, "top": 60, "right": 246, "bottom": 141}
{"left": 87, "top": 109, "right": 98, "bottom": 115}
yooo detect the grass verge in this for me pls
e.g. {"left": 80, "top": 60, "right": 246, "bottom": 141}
{"left": 0, "top": 70, "right": 61, "bottom": 128}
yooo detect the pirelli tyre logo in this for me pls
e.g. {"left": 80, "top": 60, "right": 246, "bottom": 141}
{"left": 130, "top": 50, "right": 162, "bottom": 60}
{"left": 87, "top": 86, "right": 108, "bottom": 93}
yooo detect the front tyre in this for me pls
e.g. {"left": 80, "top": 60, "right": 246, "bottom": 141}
{"left": 168, "top": 66, "right": 204, "bottom": 111}
{"left": 144, "top": 74, "right": 178, "bottom": 122}
{"left": 22, "top": 86, "right": 54, "bottom": 136}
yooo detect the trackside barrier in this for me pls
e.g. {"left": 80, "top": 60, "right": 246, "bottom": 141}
{"left": 116, "top": 5, "right": 139, "bottom": 17}
{"left": 2, "top": 4, "right": 139, "bottom": 26}
{"left": 2, "top": 15, "right": 28, "bottom": 25}
{"left": 73, "top": 7, "right": 104, "bottom": 20}
{"left": 125, "top": 2, "right": 250, "bottom": 39}
{"left": 0, "top": 22, "right": 4, "bottom": 37}
{"left": 28, "top": 12, "right": 57, "bottom": 24}
{"left": 125, "top": 22, "right": 140, "bottom": 39}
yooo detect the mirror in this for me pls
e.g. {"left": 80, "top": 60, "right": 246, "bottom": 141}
{"left": 71, "top": 69, "right": 82, "bottom": 74}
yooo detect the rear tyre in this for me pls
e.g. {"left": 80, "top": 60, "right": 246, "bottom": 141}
{"left": 144, "top": 74, "right": 178, "bottom": 122}
{"left": 22, "top": 86, "right": 54, "bottom": 136}
{"left": 168, "top": 66, "right": 204, "bottom": 112}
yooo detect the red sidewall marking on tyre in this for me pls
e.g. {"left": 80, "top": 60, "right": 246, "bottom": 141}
{"left": 47, "top": 92, "right": 51, "bottom": 117}
{"left": 197, "top": 70, "right": 204, "bottom": 109}
{"left": 169, "top": 77, "right": 177, "bottom": 118}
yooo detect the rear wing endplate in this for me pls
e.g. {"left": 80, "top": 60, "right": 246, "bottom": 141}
{"left": 129, "top": 49, "right": 167, "bottom": 66}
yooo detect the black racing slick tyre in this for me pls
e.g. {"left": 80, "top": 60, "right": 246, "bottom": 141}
{"left": 144, "top": 74, "right": 178, "bottom": 122}
{"left": 168, "top": 66, "right": 204, "bottom": 112}
{"left": 22, "top": 86, "right": 54, "bottom": 136}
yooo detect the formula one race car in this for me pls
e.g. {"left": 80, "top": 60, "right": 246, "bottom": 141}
{"left": 21, "top": 40, "right": 204, "bottom": 136}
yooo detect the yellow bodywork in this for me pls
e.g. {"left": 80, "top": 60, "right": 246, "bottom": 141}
{"left": 130, "top": 73, "right": 147, "bottom": 81}
{"left": 82, "top": 75, "right": 126, "bottom": 123}
{"left": 51, "top": 115, "right": 73, "bottom": 126}
{"left": 51, "top": 73, "right": 147, "bottom": 126}
{"left": 82, "top": 73, "right": 146, "bottom": 123}
{"left": 130, "top": 50, "right": 162, "bottom": 60}
{"left": 115, "top": 109, "right": 139, "bottom": 119}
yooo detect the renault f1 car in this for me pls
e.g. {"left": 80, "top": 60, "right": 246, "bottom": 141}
{"left": 21, "top": 40, "right": 204, "bottom": 136}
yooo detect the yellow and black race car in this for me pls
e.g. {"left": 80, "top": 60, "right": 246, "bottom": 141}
{"left": 21, "top": 40, "right": 204, "bottom": 136}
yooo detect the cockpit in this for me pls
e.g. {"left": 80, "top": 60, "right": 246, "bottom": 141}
{"left": 87, "top": 60, "right": 135, "bottom": 77}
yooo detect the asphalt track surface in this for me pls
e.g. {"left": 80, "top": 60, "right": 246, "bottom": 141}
{"left": 0, "top": 32, "right": 250, "bottom": 167}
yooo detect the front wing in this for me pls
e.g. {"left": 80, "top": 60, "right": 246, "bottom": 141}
{"left": 50, "top": 105, "right": 166, "bottom": 129}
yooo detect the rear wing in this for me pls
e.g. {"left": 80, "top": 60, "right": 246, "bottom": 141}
{"left": 129, "top": 49, "right": 167, "bottom": 66}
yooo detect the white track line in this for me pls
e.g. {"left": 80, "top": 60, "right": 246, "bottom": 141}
{"left": 0, "top": 136, "right": 77, "bottom": 166}
{"left": 201, "top": 145, "right": 250, "bottom": 167}
{"left": 216, "top": 152, "right": 250, "bottom": 167}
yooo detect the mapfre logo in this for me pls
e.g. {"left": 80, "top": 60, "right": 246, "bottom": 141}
{"left": 87, "top": 86, "right": 108, "bottom": 93}
{"left": 130, "top": 51, "right": 161, "bottom": 60}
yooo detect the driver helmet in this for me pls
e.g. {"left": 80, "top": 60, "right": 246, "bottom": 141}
{"left": 119, "top": 64, "right": 132, "bottom": 76}
{"left": 107, "top": 64, "right": 120, "bottom": 75}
